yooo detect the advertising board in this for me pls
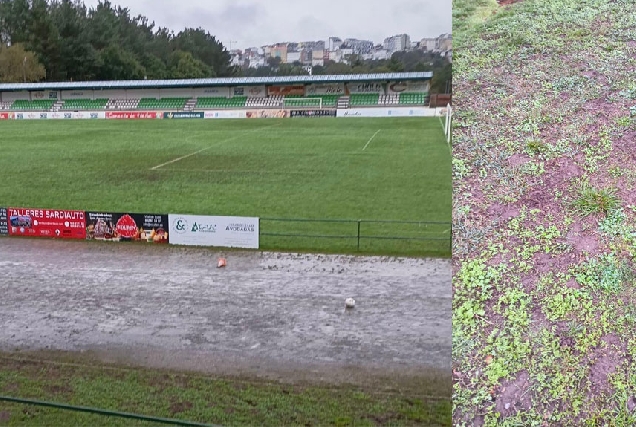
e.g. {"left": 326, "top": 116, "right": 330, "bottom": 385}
{"left": 0, "top": 208, "right": 8, "bottom": 235}
{"left": 62, "top": 90, "right": 93, "bottom": 100}
{"left": 168, "top": 215, "right": 259, "bottom": 249}
{"left": 290, "top": 110, "right": 337, "bottom": 117}
{"left": 267, "top": 86, "right": 305, "bottom": 96}
{"left": 337, "top": 107, "right": 436, "bottom": 118}
{"left": 232, "top": 86, "right": 266, "bottom": 97}
{"left": 163, "top": 112, "right": 204, "bottom": 119}
{"left": 52, "top": 111, "right": 104, "bottom": 119}
{"left": 306, "top": 84, "right": 345, "bottom": 95}
{"left": 106, "top": 111, "right": 159, "bottom": 120}
{"left": 14, "top": 111, "right": 105, "bottom": 120}
{"left": 31, "top": 91, "right": 58, "bottom": 100}
{"left": 15, "top": 112, "right": 48, "bottom": 120}
{"left": 7, "top": 208, "right": 86, "bottom": 239}
{"left": 195, "top": 87, "right": 230, "bottom": 98}
{"left": 204, "top": 110, "right": 247, "bottom": 119}
{"left": 0, "top": 112, "right": 12, "bottom": 120}
{"left": 1, "top": 91, "right": 29, "bottom": 102}
{"left": 246, "top": 110, "right": 288, "bottom": 119}
{"left": 346, "top": 83, "right": 384, "bottom": 94}
{"left": 387, "top": 81, "right": 430, "bottom": 94}
{"left": 86, "top": 212, "right": 169, "bottom": 243}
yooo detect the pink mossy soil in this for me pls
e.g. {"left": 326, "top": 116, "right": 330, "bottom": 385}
{"left": 453, "top": 0, "right": 636, "bottom": 424}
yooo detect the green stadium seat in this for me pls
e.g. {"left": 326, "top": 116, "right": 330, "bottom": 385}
{"left": 283, "top": 95, "right": 340, "bottom": 108}
{"left": 349, "top": 94, "right": 380, "bottom": 106}
{"left": 11, "top": 99, "right": 56, "bottom": 111}
{"left": 137, "top": 97, "right": 188, "bottom": 110}
{"left": 195, "top": 97, "right": 247, "bottom": 109}
{"left": 61, "top": 98, "right": 108, "bottom": 110}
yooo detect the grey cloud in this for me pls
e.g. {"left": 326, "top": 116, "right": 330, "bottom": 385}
{"left": 80, "top": 0, "right": 451, "bottom": 49}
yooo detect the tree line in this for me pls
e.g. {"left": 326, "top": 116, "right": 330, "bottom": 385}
{"left": 0, "top": 0, "right": 451, "bottom": 93}
{"left": 0, "top": 0, "right": 231, "bottom": 82}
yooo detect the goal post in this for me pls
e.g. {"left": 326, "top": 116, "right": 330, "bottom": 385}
{"left": 283, "top": 97, "right": 323, "bottom": 110}
{"left": 444, "top": 104, "right": 452, "bottom": 144}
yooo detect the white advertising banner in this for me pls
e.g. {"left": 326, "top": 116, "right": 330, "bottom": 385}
{"left": 14, "top": 111, "right": 106, "bottom": 120}
{"left": 387, "top": 81, "right": 430, "bottom": 94}
{"left": 336, "top": 107, "right": 436, "bottom": 118}
{"left": 231, "top": 86, "right": 266, "bottom": 98}
{"left": 204, "top": 110, "right": 247, "bottom": 119}
{"left": 194, "top": 87, "right": 230, "bottom": 98}
{"left": 168, "top": 214, "right": 259, "bottom": 249}
{"left": 306, "top": 83, "right": 345, "bottom": 95}
{"left": 30, "top": 90, "right": 59, "bottom": 100}
{"left": 1, "top": 91, "right": 30, "bottom": 102}
{"left": 62, "top": 90, "right": 94, "bottom": 100}
{"left": 346, "top": 82, "right": 384, "bottom": 94}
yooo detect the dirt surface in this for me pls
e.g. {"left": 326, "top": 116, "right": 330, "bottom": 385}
{"left": 0, "top": 238, "right": 450, "bottom": 385}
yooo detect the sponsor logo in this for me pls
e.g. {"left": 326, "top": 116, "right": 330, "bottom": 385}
{"left": 389, "top": 82, "right": 409, "bottom": 93}
{"left": 343, "top": 111, "right": 362, "bottom": 116}
{"left": 40, "top": 113, "right": 47, "bottom": 119}
{"left": 64, "top": 113, "right": 72, "bottom": 119}
{"left": 173, "top": 217, "right": 188, "bottom": 234}
{"left": 226, "top": 223, "right": 255, "bottom": 233}
{"left": 90, "top": 113, "right": 98, "bottom": 119}
{"left": 191, "top": 222, "right": 216, "bottom": 233}
{"left": 16, "top": 113, "right": 23, "bottom": 120}
{"left": 10, "top": 215, "right": 32, "bottom": 228}
{"left": 116, "top": 214, "right": 138, "bottom": 239}
{"left": 163, "top": 112, "right": 204, "bottom": 119}
{"left": 291, "top": 110, "right": 336, "bottom": 118}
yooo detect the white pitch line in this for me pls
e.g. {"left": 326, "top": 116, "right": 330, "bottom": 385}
{"left": 362, "top": 129, "right": 381, "bottom": 151}
{"left": 149, "top": 123, "right": 281, "bottom": 170}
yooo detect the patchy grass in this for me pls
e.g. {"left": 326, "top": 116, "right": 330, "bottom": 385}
{"left": 0, "top": 352, "right": 451, "bottom": 427}
{"left": 0, "top": 118, "right": 451, "bottom": 257}
{"left": 453, "top": 0, "right": 636, "bottom": 425}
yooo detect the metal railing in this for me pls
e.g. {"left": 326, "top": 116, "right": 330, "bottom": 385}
{"left": 259, "top": 218, "right": 452, "bottom": 256}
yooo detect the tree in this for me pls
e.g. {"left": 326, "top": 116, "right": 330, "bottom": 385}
{"left": 168, "top": 50, "right": 212, "bottom": 79}
{"left": 266, "top": 56, "right": 282, "bottom": 70}
{"left": 96, "top": 44, "right": 145, "bottom": 80}
{"left": 172, "top": 28, "right": 229, "bottom": 76}
{"left": 27, "top": 0, "right": 62, "bottom": 80}
{"left": 431, "top": 63, "right": 452, "bottom": 93}
{"left": 0, "top": 43, "right": 46, "bottom": 82}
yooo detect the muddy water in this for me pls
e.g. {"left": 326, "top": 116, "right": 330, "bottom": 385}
{"left": 0, "top": 239, "right": 450, "bottom": 382}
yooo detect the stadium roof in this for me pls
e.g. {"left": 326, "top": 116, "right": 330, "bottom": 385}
{"left": 0, "top": 73, "right": 432, "bottom": 91}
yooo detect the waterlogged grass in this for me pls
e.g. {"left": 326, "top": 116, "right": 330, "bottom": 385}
{"left": 0, "top": 118, "right": 451, "bottom": 257}
{"left": 0, "top": 352, "right": 451, "bottom": 427}
{"left": 453, "top": 0, "right": 636, "bottom": 425}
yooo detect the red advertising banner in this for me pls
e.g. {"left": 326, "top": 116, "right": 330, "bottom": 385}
{"left": 267, "top": 85, "right": 305, "bottom": 96}
{"left": 106, "top": 111, "right": 158, "bottom": 120}
{"left": 0, "top": 112, "right": 12, "bottom": 120}
{"left": 7, "top": 208, "right": 86, "bottom": 239}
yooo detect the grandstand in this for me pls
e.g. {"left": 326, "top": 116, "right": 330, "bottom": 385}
{"left": 0, "top": 73, "right": 435, "bottom": 113}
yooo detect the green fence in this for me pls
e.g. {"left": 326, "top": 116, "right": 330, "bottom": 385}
{"left": 259, "top": 218, "right": 451, "bottom": 257}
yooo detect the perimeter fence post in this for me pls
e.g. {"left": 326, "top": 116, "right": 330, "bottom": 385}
{"left": 357, "top": 220, "right": 361, "bottom": 251}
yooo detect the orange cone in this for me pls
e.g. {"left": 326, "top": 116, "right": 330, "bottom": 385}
{"left": 217, "top": 258, "right": 227, "bottom": 268}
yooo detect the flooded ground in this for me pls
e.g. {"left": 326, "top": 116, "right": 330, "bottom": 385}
{"left": 0, "top": 239, "right": 450, "bottom": 385}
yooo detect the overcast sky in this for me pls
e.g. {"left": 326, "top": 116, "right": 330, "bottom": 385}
{"left": 81, "top": 0, "right": 451, "bottom": 50}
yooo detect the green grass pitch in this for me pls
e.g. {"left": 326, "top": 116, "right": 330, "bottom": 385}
{"left": 0, "top": 117, "right": 451, "bottom": 256}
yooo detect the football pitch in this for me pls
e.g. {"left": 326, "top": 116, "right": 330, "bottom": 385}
{"left": 0, "top": 117, "right": 451, "bottom": 256}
